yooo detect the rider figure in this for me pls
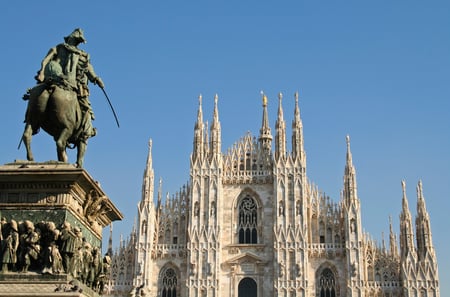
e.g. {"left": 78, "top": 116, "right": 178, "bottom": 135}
{"left": 34, "top": 28, "right": 104, "bottom": 140}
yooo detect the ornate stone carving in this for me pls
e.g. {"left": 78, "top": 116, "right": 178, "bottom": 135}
{"left": 83, "top": 189, "right": 110, "bottom": 225}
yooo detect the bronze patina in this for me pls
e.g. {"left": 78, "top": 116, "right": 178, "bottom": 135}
{"left": 21, "top": 28, "right": 104, "bottom": 168}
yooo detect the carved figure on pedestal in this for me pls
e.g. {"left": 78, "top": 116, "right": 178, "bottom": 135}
{"left": 87, "top": 246, "right": 101, "bottom": 288}
{"left": 71, "top": 227, "right": 84, "bottom": 278}
{"left": 41, "top": 221, "right": 63, "bottom": 274}
{"left": 59, "top": 221, "right": 77, "bottom": 274}
{"left": 83, "top": 189, "right": 109, "bottom": 225}
{"left": 0, "top": 217, "right": 7, "bottom": 240}
{"left": 80, "top": 242, "right": 93, "bottom": 283}
{"left": 97, "top": 253, "right": 111, "bottom": 294}
{"left": 0, "top": 216, "right": 109, "bottom": 291}
{"left": 21, "top": 220, "right": 40, "bottom": 273}
{"left": 1, "top": 220, "right": 19, "bottom": 272}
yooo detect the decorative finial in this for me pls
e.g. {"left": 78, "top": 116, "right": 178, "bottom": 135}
{"left": 346, "top": 135, "right": 350, "bottom": 146}
{"left": 260, "top": 91, "right": 268, "bottom": 107}
{"left": 295, "top": 91, "right": 299, "bottom": 104}
{"left": 148, "top": 138, "right": 152, "bottom": 151}
{"left": 214, "top": 93, "right": 218, "bottom": 102}
{"left": 198, "top": 94, "right": 202, "bottom": 106}
{"left": 417, "top": 179, "right": 423, "bottom": 198}
{"left": 278, "top": 92, "right": 283, "bottom": 102}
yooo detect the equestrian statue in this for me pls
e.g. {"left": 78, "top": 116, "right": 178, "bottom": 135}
{"left": 21, "top": 28, "right": 118, "bottom": 168}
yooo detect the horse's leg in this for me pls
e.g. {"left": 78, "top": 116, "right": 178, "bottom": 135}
{"left": 56, "top": 128, "right": 71, "bottom": 163}
{"left": 21, "top": 84, "right": 49, "bottom": 162}
{"left": 22, "top": 124, "right": 34, "bottom": 161}
{"left": 76, "top": 140, "right": 87, "bottom": 168}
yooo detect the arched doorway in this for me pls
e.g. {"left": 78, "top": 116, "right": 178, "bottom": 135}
{"left": 238, "top": 277, "right": 257, "bottom": 297}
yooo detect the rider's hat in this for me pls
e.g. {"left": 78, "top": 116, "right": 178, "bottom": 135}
{"left": 64, "top": 28, "right": 87, "bottom": 44}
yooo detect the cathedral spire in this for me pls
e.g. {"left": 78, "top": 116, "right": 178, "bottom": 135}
{"left": 341, "top": 135, "right": 364, "bottom": 287}
{"left": 210, "top": 94, "right": 221, "bottom": 158}
{"left": 343, "top": 135, "right": 358, "bottom": 206}
{"left": 291, "top": 92, "right": 305, "bottom": 166}
{"left": 389, "top": 216, "right": 399, "bottom": 258}
{"left": 204, "top": 121, "right": 209, "bottom": 157}
{"left": 258, "top": 91, "right": 272, "bottom": 153}
{"left": 212, "top": 94, "right": 219, "bottom": 127}
{"left": 399, "top": 180, "right": 416, "bottom": 259}
{"left": 275, "top": 92, "right": 286, "bottom": 161}
{"left": 130, "top": 217, "right": 137, "bottom": 243}
{"left": 193, "top": 94, "right": 204, "bottom": 162}
{"left": 141, "top": 139, "right": 154, "bottom": 205}
{"left": 108, "top": 223, "right": 113, "bottom": 256}
{"left": 157, "top": 178, "right": 162, "bottom": 211}
{"left": 415, "top": 180, "right": 434, "bottom": 260}
{"left": 196, "top": 94, "right": 203, "bottom": 127}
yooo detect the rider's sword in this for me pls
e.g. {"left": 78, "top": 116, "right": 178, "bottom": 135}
{"left": 100, "top": 87, "right": 120, "bottom": 128}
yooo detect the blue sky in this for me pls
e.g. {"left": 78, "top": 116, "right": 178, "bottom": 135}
{"left": 1, "top": 0, "right": 449, "bottom": 292}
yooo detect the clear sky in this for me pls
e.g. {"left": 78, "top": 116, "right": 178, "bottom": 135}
{"left": 1, "top": 0, "right": 449, "bottom": 292}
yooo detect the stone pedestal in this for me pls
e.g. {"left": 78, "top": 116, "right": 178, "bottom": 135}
{"left": 0, "top": 161, "right": 122, "bottom": 246}
{"left": 0, "top": 161, "right": 123, "bottom": 296}
{"left": 0, "top": 273, "right": 98, "bottom": 297}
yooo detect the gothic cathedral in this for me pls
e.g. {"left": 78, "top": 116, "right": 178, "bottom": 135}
{"left": 108, "top": 93, "right": 440, "bottom": 297}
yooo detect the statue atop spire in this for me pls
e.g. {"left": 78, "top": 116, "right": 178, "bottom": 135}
{"left": 196, "top": 94, "right": 203, "bottom": 126}
{"left": 261, "top": 91, "right": 268, "bottom": 107}
{"left": 415, "top": 180, "right": 434, "bottom": 261}
{"left": 292, "top": 91, "right": 305, "bottom": 165}
{"left": 343, "top": 135, "right": 358, "bottom": 207}
{"left": 400, "top": 180, "right": 416, "bottom": 260}
{"left": 210, "top": 94, "right": 221, "bottom": 158}
{"left": 345, "top": 135, "right": 353, "bottom": 168}
{"left": 193, "top": 94, "right": 205, "bottom": 162}
{"left": 258, "top": 91, "right": 272, "bottom": 155}
{"left": 212, "top": 94, "right": 220, "bottom": 127}
{"left": 275, "top": 92, "right": 286, "bottom": 160}
{"left": 389, "top": 216, "right": 399, "bottom": 258}
{"left": 401, "top": 180, "right": 410, "bottom": 213}
{"left": 140, "top": 138, "right": 155, "bottom": 209}
{"left": 277, "top": 92, "right": 283, "bottom": 117}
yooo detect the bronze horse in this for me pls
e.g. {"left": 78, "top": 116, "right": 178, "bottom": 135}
{"left": 21, "top": 83, "right": 88, "bottom": 168}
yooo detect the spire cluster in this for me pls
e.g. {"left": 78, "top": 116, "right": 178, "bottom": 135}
{"left": 192, "top": 94, "right": 221, "bottom": 163}
{"left": 107, "top": 90, "right": 440, "bottom": 297}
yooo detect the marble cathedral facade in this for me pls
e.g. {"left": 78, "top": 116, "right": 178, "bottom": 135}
{"left": 108, "top": 93, "right": 440, "bottom": 297}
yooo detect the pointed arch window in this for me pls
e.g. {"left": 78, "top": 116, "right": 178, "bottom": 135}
{"left": 318, "top": 268, "right": 336, "bottom": 297}
{"left": 160, "top": 267, "right": 178, "bottom": 297}
{"left": 238, "top": 196, "right": 258, "bottom": 244}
